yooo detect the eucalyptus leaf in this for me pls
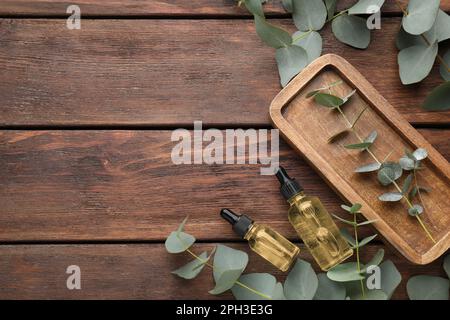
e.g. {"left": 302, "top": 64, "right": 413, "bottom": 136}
{"left": 363, "top": 248, "right": 384, "bottom": 271}
{"left": 357, "top": 234, "right": 377, "bottom": 248}
{"left": 408, "top": 186, "right": 429, "bottom": 200}
{"left": 314, "top": 93, "right": 344, "bottom": 108}
{"left": 344, "top": 142, "right": 372, "bottom": 150}
{"left": 292, "top": 31, "right": 323, "bottom": 63}
{"left": 355, "top": 162, "right": 381, "bottom": 173}
{"left": 276, "top": 45, "right": 308, "bottom": 87}
{"left": 357, "top": 219, "right": 378, "bottom": 226}
{"left": 422, "top": 81, "right": 450, "bottom": 111}
{"left": 231, "top": 273, "right": 282, "bottom": 300}
{"left": 284, "top": 259, "right": 318, "bottom": 300}
{"left": 254, "top": 15, "right": 292, "bottom": 49}
{"left": 327, "top": 262, "right": 364, "bottom": 282}
{"left": 402, "top": 0, "right": 440, "bottom": 35}
{"left": 348, "top": 0, "right": 385, "bottom": 15}
{"left": 340, "top": 228, "right": 356, "bottom": 247}
{"left": 165, "top": 217, "right": 196, "bottom": 253}
{"left": 440, "top": 50, "right": 450, "bottom": 81}
{"left": 364, "top": 130, "right": 378, "bottom": 144}
{"left": 171, "top": 251, "right": 209, "bottom": 279}
{"left": 324, "top": 0, "right": 338, "bottom": 20}
{"left": 379, "top": 260, "right": 402, "bottom": 299}
{"left": 377, "top": 162, "right": 402, "bottom": 186}
{"left": 340, "top": 204, "right": 352, "bottom": 213}
{"left": 272, "top": 282, "right": 286, "bottom": 300}
{"left": 314, "top": 273, "right": 346, "bottom": 300}
{"left": 398, "top": 42, "right": 438, "bottom": 85}
{"left": 350, "top": 203, "right": 362, "bottom": 213}
{"left": 399, "top": 156, "right": 415, "bottom": 170}
{"left": 407, "top": 275, "right": 450, "bottom": 300}
{"left": 327, "top": 129, "right": 349, "bottom": 143}
{"left": 408, "top": 204, "right": 423, "bottom": 216}
{"left": 434, "top": 9, "right": 450, "bottom": 42}
{"left": 242, "top": 0, "right": 264, "bottom": 17}
{"left": 396, "top": 27, "right": 423, "bottom": 50}
{"left": 350, "top": 289, "right": 388, "bottom": 300}
{"left": 402, "top": 173, "right": 413, "bottom": 194}
{"left": 292, "top": 0, "right": 327, "bottom": 31}
{"left": 412, "top": 148, "right": 428, "bottom": 161}
{"left": 444, "top": 254, "right": 450, "bottom": 279}
{"left": 281, "top": 0, "right": 293, "bottom": 13}
{"left": 332, "top": 14, "right": 371, "bottom": 49}
{"left": 332, "top": 214, "right": 356, "bottom": 226}
{"left": 211, "top": 245, "right": 248, "bottom": 294}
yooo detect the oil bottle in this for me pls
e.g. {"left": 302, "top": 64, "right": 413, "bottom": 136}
{"left": 220, "top": 208, "right": 299, "bottom": 272}
{"left": 275, "top": 166, "right": 353, "bottom": 271}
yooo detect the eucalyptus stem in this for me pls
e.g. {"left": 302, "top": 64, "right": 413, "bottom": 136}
{"left": 334, "top": 101, "right": 435, "bottom": 243}
{"left": 353, "top": 213, "right": 365, "bottom": 298}
{"left": 185, "top": 248, "right": 272, "bottom": 300}
{"left": 326, "top": 9, "right": 348, "bottom": 23}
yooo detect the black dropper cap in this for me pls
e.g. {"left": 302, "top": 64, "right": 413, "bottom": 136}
{"left": 275, "top": 166, "right": 303, "bottom": 200}
{"left": 220, "top": 208, "right": 253, "bottom": 238}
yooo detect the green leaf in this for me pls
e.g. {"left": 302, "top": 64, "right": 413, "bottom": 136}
{"left": 292, "top": 31, "right": 323, "bottom": 63}
{"left": 422, "top": 82, "right": 450, "bottom": 111}
{"left": 351, "top": 289, "right": 388, "bottom": 300}
{"left": 340, "top": 228, "right": 356, "bottom": 247}
{"left": 364, "top": 130, "right": 378, "bottom": 144}
{"left": 242, "top": 0, "right": 264, "bottom": 17}
{"left": 332, "top": 14, "right": 371, "bottom": 49}
{"left": 254, "top": 15, "right": 292, "bottom": 49}
{"left": 398, "top": 42, "right": 438, "bottom": 85}
{"left": 284, "top": 259, "right": 318, "bottom": 300}
{"left": 292, "top": 0, "right": 327, "bottom": 31}
{"left": 211, "top": 245, "right": 248, "bottom": 294}
{"left": 314, "top": 273, "right": 346, "bottom": 300}
{"left": 350, "top": 203, "right": 362, "bottom": 213}
{"left": 332, "top": 214, "right": 356, "bottom": 226}
{"left": 355, "top": 162, "right": 381, "bottom": 173}
{"left": 231, "top": 273, "right": 281, "bottom": 300}
{"left": 407, "top": 275, "right": 450, "bottom": 300}
{"left": 314, "top": 93, "right": 344, "bottom": 108}
{"left": 340, "top": 204, "right": 352, "bottom": 213}
{"left": 399, "top": 155, "right": 415, "bottom": 170}
{"left": 327, "top": 129, "right": 349, "bottom": 143}
{"left": 171, "top": 251, "right": 209, "bottom": 279}
{"left": 444, "top": 254, "right": 450, "bottom": 279}
{"left": 402, "top": 173, "right": 413, "bottom": 195}
{"left": 402, "top": 0, "right": 440, "bottom": 35}
{"left": 363, "top": 248, "right": 384, "bottom": 270}
{"left": 377, "top": 162, "right": 402, "bottom": 186}
{"left": 357, "top": 234, "right": 377, "bottom": 248}
{"left": 165, "top": 217, "right": 196, "bottom": 253}
{"left": 412, "top": 148, "right": 428, "bottom": 161}
{"left": 357, "top": 219, "right": 378, "bottom": 226}
{"left": 348, "top": 0, "right": 385, "bottom": 15}
{"left": 327, "top": 262, "right": 364, "bottom": 282}
{"left": 408, "top": 204, "right": 423, "bottom": 216}
{"left": 441, "top": 50, "right": 450, "bottom": 81}
{"left": 396, "top": 27, "right": 423, "bottom": 51}
{"left": 344, "top": 142, "right": 372, "bottom": 150}
{"left": 434, "top": 10, "right": 450, "bottom": 42}
{"left": 324, "top": 0, "right": 338, "bottom": 20}
{"left": 408, "top": 186, "right": 429, "bottom": 200}
{"left": 276, "top": 45, "right": 308, "bottom": 87}
{"left": 281, "top": 0, "right": 293, "bottom": 13}
{"left": 379, "top": 260, "right": 402, "bottom": 299}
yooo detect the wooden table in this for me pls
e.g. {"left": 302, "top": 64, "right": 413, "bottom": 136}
{"left": 0, "top": 0, "right": 449, "bottom": 300}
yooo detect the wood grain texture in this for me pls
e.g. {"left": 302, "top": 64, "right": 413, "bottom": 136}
{"left": 270, "top": 55, "right": 450, "bottom": 264}
{"left": 1, "top": 0, "right": 450, "bottom": 16}
{"left": 0, "top": 243, "right": 447, "bottom": 299}
{"left": 0, "top": 129, "right": 447, "bottom": 242}
{"left": 0, "top": 19, "right": 449, "bottom": 127}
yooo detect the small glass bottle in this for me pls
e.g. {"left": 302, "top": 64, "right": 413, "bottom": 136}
{"left": 220, "top": 208, "right": 299, "bottom": 272}
{"left": 275, "top": 167, "right": 353, "bottom": 271}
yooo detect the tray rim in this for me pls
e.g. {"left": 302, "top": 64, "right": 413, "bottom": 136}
{"left": 269, "top": 54, "right": 450, "bottom": 264}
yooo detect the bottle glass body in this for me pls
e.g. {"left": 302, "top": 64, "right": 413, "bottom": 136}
{"left": 244, "top": 224, "right": 299, "bottom": 272}
{"left": 288, "top": 192, "right": 353, "bottom": 270}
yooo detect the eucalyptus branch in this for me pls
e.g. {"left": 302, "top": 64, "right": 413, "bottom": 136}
{"left": 186, "top": 248, "right": 272, "bottom": 300}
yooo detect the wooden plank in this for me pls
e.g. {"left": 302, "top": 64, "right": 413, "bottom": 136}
{"left": 0, "top": 19, "right": 448, "bottom": 127}
{"left": 0, "top": 243, "right": 447, "bottom": 299}
{"left": 1, "top": 0, "right": 450, "bottom": 16}
{"left": 0, "top": 129, "right": 447, "bottom": 242}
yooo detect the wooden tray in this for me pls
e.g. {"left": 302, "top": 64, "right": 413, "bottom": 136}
{"left": 270, "top": 54, "right": 450, "bottom": 264}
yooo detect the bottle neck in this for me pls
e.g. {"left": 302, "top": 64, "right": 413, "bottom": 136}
{"left": 287, "top": 191, "right": 306, "bottom": 205}
{"left": 243, "top": 223, "right": 256, "bottom": 240}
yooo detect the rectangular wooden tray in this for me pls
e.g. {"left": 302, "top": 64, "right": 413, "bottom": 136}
{"left": 270, "top": 54, "right": 450, "bottom": 264}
